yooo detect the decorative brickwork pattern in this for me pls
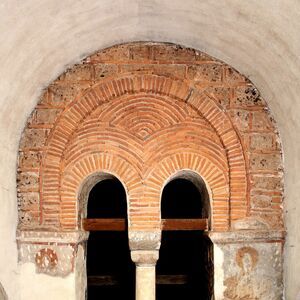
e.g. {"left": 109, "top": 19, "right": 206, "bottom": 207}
{"left": 17, "top": 42, "right": 283, "bottom": 233}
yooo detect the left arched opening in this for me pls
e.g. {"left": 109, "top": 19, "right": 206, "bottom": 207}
{"left": 85, "top": 175, "right": 135, "bottom": 300}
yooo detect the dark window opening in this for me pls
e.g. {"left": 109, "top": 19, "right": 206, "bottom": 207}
{"left": 157, "top": 177, "right": 214, "bottom": 300}
{"left": 87, "top": 178, "right": 127, "bottom": 219}
{"left": 161, "top": 178, "right": 203, "bottom": 219}
{"left": 86, "top": 178, "right": 135, "bottom": 300}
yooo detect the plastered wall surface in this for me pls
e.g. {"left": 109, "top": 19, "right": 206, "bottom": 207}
{"left": 0, "top": 1, "right": 299, "bottom": 299}
{"left": 20, "top": 264, "right": 76, "bottom": 299}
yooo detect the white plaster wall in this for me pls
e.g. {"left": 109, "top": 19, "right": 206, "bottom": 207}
{"left": 0, "top": 0, "right": 299, "bottom": 298}
{"left": 20, "top": 264, "right": 76, "bottom": 299}
{"left": 213, "top": 245, "right": 225, "bottom": 299}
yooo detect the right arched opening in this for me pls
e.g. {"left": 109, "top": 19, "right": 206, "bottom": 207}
{"left": 157, "top": 171, "right": 214, "bottom": 300}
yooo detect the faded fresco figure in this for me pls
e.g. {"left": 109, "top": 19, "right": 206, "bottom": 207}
{"left": 224, "top": 247, "right": 272, "bottom": 299}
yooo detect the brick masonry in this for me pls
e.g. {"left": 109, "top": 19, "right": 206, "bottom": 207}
{"left": 17, "top": 42, "right": 284, "bottom": 233}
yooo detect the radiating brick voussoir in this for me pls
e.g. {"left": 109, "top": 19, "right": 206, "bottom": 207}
{"left": 60, "top": 153, "right": 141, "bottom": 229}
{"left": 144, "top": 153, "right": 230, "bottom": 230}
{"left": 40, "top": 75, "right": 194, "bottom": 215}
{"left": 187, "top": 91, "right": 248, "bottom": 221}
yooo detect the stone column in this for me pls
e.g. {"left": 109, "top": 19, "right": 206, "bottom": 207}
{"left": 131, "top": 250, "right": 159, "bottom": 300}
{"left": 129, "top": 231, "right": 161, "bottom": 300}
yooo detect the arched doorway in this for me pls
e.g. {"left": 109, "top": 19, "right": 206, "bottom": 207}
{"left": 157, "top": 172, "right": 214, "bottom": 299}
{"left": 85, "top": 175, "right": 135, "bottom": 299}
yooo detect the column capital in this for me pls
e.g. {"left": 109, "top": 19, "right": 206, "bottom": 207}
{"left": 129, "top": 231, "right": 161, "bottom": 251}
{"left": 131, "top": 250, "right": 159, "bottom": 266}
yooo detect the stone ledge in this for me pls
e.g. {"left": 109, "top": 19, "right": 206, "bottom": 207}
{"left": 16, "top": 230, "right": 89, "bottom": 244}
{"left": 208, "top": 230, "right": 285, "bottom": 243}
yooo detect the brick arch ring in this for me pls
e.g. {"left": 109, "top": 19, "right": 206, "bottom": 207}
{"left": 62, "top": 152, "right": 142, "bottom": 229}
{"left": 145, "top": 153, "right": 229, "bottom": 231}
{"left": 40, "top": 74, "right": 247, "bottom": 230}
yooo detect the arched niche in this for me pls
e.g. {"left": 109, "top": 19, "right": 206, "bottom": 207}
{"left": 157, "top": 170, "right": 214, "bottom": 299}
{"left": 81, "top": 173, "right": 135, "bottom": 300}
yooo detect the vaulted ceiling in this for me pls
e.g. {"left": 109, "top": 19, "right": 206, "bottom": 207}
{"left": 0, "top": 1, "right": 299, "bottom": 298}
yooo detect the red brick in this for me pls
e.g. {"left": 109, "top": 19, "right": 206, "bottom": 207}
{"left": 20, "top": 128, "right": 49, "bottom": 149}
{"left": 94, "top": 64, "right": 118, "bottom": 79}
{"left": 120, "top": 64, "right": 186, "bottom": 79}
{"left": 60, "top": 64, "right": 93, "bottom": 81}
{"left": 48, "top": 83, "right": 90, "bottom": 106}
{"left": 224, "top": 67, "right": 248, "bottom": 84}
{"left": 17, "top": 42, "right": 283, "bottom": 232}
{"left": 187, "top": 64, "right": 222, "bottom": 82}
{"left": 19, "top": 151, "right": 41, "bottom": 169}
{"left": 229, "top": 109, "right": 250, "bottom": 131}
{"left": 232, "top": 85, "right": 264, "bottom": 107}
{"left": 250, "top": 133, "right": 274, "bottom": 150}
{"left": 205, "top": 86, "right": 231, "bottom": 107}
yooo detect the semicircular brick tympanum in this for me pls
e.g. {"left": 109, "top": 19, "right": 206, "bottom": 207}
{"left": 17, "top": 42, "right": 284, "bottom": 233}
{"left": 60, "top": 92, "right": 230, "bottom": 231}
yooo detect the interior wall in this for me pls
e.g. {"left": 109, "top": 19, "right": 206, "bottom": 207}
{"left": 0, "top": 281, "right": 8, "bottom": 300}
{"left": 19, "top": 264, "right": 76, "bottom": 300}
{"left": 0, "top": 1, "right": 299, "bottom": 299}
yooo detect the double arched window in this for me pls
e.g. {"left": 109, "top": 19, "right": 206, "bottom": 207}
{"left": 84, "top": 171, "right": 213, "bottom": 299}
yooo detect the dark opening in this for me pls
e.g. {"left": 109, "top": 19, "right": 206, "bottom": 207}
{"left": 86, "top": 177, "right": 135, "bottom": 300}
{"left": 161, "top": 179, "right": 203, "bottom": 219}
{"left": 157, "top": 177, "right": 214, "bottom": 300}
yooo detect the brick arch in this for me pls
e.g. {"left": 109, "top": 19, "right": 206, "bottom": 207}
{"left": 40, "top": 76, "right": 192, "bottom": 226}
{"left": 61, "top": 153, "right": 142, "bottom": 229}
{"left": 57, "top": 92, "right": 229, "bottom": 231}
{"left": 144, "top": 152, "right": 229, "bottom": 231}
{"left": 161, "top": 169, "right": 213, "bottom": 226}
{"left": 18, "top": 43, "right": 283, "bottom": 233}
{"left": 63, "top": 102, "right": 227, "bottom": 175}
{"left": 186, "top": 91, "right": 248, "bottom": 222}
{"left": 143, "top": 124, "right": 228, "bottom": 174}
{"left": 15, "top": 43, "right": 285, "bottom": 298}
{"left": 39, "top": 74, "right": 247, "bottom": 230}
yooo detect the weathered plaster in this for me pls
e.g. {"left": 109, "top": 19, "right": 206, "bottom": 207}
{"left": 220, "top": 243, "right": 283, "bottom": 300}
{"left": 0, "top": 1, "right": 299, "bottom": 299}
{"left": 74, "top": 245, "right": 86, "bottom": 300}
{"left": 213, "top": 244, "right": 225, "bottom": 299}
{"left": 20, "top": 263, "right": 76, "bottom": 300}
{"left": 17, "top": 231, "right": 88, "bottom": 277}
{"left": 210, "top": 231, "right": 284, "bottom": 299}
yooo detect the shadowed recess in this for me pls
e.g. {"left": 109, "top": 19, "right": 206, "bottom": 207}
{"left": 157, "top": 176, "right": 213, "bottom": 299}
{"left": 86, "top": 177, "right": 135, "bottom": 300}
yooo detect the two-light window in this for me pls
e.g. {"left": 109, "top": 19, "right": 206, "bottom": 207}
{"left": 85, "top": 175, "right": 213, "bottom": 299}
